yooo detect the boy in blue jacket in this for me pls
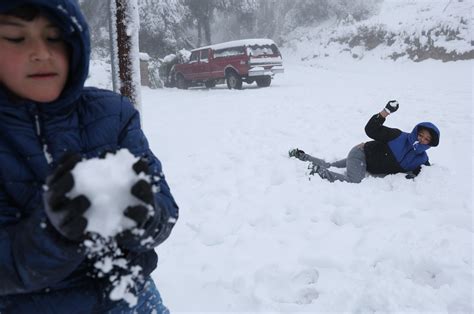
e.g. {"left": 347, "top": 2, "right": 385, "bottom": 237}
{"left": 289, "top": 100, "right": 440, "bottom": 183}
{"left": 0, "top": 1, "right": 178, "bottom": 313}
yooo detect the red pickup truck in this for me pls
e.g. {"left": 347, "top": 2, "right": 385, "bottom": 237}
{"left": 173, "top": 38, "right": 284, "bottom": 89}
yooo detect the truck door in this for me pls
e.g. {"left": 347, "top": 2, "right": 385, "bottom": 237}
{"left": 196, "top": 49, "right": 211, "bottom": 81}
{"left": 186, "top": 51, "right": 199, "bottom": 80}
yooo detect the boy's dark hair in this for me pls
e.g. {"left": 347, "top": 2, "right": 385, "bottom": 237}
{"left": 4, "top": 5, "right": 41, "bottom": 21}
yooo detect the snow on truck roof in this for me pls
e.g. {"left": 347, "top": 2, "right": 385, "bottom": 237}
{"left": 192, "top": 38, "right": 277, "bottom": 52}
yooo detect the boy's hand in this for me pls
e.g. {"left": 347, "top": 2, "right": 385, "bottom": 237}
{"left": 116, "top": 158, "right": 156, "bottom": 249}
{"left": 384, "top": 100, "right": 399, "bottom": 114}
{"left": 44, "top": 153, "right": 90, "bottom": 241}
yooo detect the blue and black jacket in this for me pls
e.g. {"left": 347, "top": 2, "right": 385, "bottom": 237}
{"left": 0, "top": 0, "right": 178, "bottom": 312}
{"left": 363, "top": 113, "right": 440, "bottom": 176}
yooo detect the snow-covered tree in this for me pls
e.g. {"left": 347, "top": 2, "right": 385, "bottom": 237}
{"left": 80, "top": 0, "right": 383, "bottom": 59}
{"left": 184, "top": 0, "right": 217, "bottom": 46}
{"left": 138, "top": 0, "right": 191, "bottom": 56}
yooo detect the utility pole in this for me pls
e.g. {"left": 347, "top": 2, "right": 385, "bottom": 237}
{"left": 109, "top": 0, "right": 142, "bottom": 113}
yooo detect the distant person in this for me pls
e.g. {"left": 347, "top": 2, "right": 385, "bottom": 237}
{"left": 289, "top": 100, "right": 440, "bottom": 183}
{"left": 0, "top": 1, "right": 178, "bottom": 313}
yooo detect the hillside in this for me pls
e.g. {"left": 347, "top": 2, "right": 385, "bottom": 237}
{"left": 283, "top": 0, "right": 473, "bottom": 63}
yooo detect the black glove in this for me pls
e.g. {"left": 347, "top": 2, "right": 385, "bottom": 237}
{"left": 44, "top": 153, "right": 91, "bottom": 241}
{"left": 116, "top": 158, "right": 154, "bottom": 248}
{"left": 384, "top": 100, "right": 399, "bottom": 114}
{"left": 405, "top": 166, "right": 422, "bottom": 180}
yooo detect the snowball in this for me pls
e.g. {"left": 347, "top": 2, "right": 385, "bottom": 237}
{"left": 68, "top": 149, "right": 149, "bottom": 238}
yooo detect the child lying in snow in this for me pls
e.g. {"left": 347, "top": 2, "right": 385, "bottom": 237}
{"left": 289, "top": 100, "right": 440, "bottom": 183}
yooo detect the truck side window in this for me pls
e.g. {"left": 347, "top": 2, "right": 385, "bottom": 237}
{"left": 190, "top": 51, "right": 199, "bottom": 63}
{"left": 200, "top": 49, "right": 209, "bottom": 63}
{"left": 214, "top": 47, "right": 245, "bottom": 58}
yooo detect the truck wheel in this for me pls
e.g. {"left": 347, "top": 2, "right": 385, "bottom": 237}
{"left": 205, "top": 80, "right": 216, "bottom": 88}
{"left": 256, "top": 76, "right": 272, "bottom": 87}
{"left": 176, "top": 75, "right": 188, "bottom": 90}
{"left": 226, "top": 72, "right": 242, "bottom": 90}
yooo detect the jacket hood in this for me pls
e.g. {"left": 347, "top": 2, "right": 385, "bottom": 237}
{"left": 409, "top": 122, "right": 440, "bottom": 149}
{"left": 0, "top": 0, "right": 90, "bottom": 113}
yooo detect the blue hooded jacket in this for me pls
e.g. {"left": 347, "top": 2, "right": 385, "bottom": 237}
{"left": 387, "top": 122, "right": 440, "bottom": 171}
{"left": 364, "top": 114, "right": 440, "bottom": 175}
{"left": 0, "top": 0, "right": 178, "bottom": 312}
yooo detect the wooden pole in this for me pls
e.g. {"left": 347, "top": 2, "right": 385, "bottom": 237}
{"left": 110, "top": 0, "right": 142, "bottom": 111}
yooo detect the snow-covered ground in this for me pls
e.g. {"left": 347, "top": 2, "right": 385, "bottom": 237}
{"left": 85, "top": 1, "right": 473, "bottom": 311}
{"left": 100, "top": 55, "right": 470, "bottom": 313}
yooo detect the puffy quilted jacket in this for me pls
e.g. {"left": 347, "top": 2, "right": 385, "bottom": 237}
{"left": 364, "top": 113, "right": 440, "bottom": 175}
{"left": 0, "top": 0, "right": 178, "bottom": 312}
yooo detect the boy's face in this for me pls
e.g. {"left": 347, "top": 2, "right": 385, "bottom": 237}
{"left": 417, "top": 128, "right": 432, "bottom": 145}
{"left": 0, "top": 14, "right": 69, "bottom": 103}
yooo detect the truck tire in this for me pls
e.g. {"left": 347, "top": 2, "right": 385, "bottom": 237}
{"left": 256, "top": 76, "right": 272, "bottom": 87}
{"left": 176, "top": 74, "right": 188, "bottom": 90}
{"left": 226, "top": 72, "right": 242, "bottom": 90}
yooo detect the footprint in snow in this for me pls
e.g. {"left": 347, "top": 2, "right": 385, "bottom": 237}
{"left": 292, "top": 268, "right": 320, "bottom": 304}
{"left": 254, "top": 267, "right": 320, "bottom": 305}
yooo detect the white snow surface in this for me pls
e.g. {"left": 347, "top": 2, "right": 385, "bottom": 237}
{"left": 68, "top": 149, "right": 144, "bottom": 238}
{"left": 87, "top": 56, "right": 473, "bottom": 314}
{"left": 138, "top": 57, "right": 472, "bottom": 313}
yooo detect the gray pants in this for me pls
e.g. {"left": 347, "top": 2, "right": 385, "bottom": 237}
{"left": 300, "top": 144, "right": 367, "bottom": 183}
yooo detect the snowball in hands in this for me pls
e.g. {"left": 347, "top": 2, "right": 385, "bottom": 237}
{"left": 67, "top": 149, "right": 150, "bottom": 238}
